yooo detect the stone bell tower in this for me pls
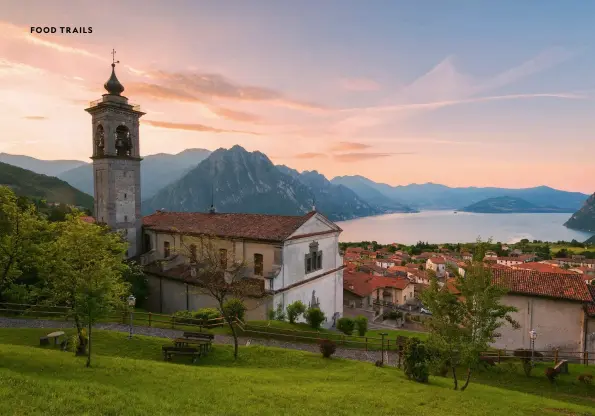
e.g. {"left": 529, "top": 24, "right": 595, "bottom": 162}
{"left": 85, "top": 50, "right": 145, "bottom": 258}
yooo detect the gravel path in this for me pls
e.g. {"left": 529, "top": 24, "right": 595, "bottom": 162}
{"left": 0, "top": 317, "right": 399, "bottom": 365}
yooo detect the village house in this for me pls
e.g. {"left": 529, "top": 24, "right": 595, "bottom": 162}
{"left": 557, "top": 257, "right": 595, "bottom": 270}
{"left": 485, "top": 251, "right": 498, "bottom": 258}
{"left": 407, "top": 269, "right": 431, "bottom": 285}
{"left": 477, "top": 269, "right": 593, "bottom": 352}
{"left": 140, "top": 210, "right": 345, "bottom": 328}
{"left": 376, "top": 258, "right": 398, "bottom": 269}
{"left": 343, "top": 271, "right": 414, "bottom": 309}
{"left": 426, "top": 256, "right": 446, "bottom": 277}
{"left": 511, "top": 262, "right": 579, "bottom": 275}
{"left": 495, "top": 254, "right": 535, "bottom": 267}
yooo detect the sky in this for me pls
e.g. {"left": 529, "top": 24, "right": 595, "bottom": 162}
{"left": 0, "top": 0, "right": 594, "bottom": 193}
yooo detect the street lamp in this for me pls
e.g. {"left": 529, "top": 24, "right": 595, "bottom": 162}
{"left": 529, "top": 329, "right": 537, "bottom": 363}
{"left": 127, "top": 294, "right": 136, "bottom": 339}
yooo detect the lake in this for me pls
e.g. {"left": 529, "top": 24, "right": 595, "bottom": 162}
{"left": 336, "top": 211, "right": 594, "bottom": 245}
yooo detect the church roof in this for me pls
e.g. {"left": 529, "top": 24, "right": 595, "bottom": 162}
{"left": 104, "top": 63, "right": 125, "bottom": 95}
{"left": 142, "top": 210, "right": 318, "bottom": 242}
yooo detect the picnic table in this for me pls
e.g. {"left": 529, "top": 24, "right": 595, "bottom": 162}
{"left": 40, "top": 331, "right": 65, "bottom": 346}
{"left": 173, "top": 337, "right": 211, "bottom": 355}
{"left": 162, "top": 346, "right": 201, "bottom": 363}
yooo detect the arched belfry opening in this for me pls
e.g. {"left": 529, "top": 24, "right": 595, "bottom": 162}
{"left": 115, "top": 125, "right": 132, "bottom": 157}
{"left": 95, "top": 125, "right": 105, "bottom": 157}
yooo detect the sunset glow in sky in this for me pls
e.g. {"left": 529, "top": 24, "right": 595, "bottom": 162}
{"left": 1, "top": 0, "right": 594, "bottom": 193}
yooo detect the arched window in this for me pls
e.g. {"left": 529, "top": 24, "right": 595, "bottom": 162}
{"left": 95, "top": 125, "right": 105, "bottom": 157}
{"left": 115, "top": 125, "right": 132, "bottom": 157}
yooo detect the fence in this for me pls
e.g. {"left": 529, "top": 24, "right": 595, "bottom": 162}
{"left": 2, "top": 302, "right": 593, "bottom": 365}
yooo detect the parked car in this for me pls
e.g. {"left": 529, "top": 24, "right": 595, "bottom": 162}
{"left": 420, "top": 307, "right": 432, "bottom": 315}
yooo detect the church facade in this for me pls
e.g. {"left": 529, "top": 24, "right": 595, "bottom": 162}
{"left": 86, "top": 60, "right": 344, "bottom": 327}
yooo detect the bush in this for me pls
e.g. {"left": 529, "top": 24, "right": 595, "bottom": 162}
{"left": 578, "top": 374, "right": 593, "bottom": 385}
{"left": 403, "top": 337, "right": 429, "bottom": 383}
{"left": 305, "top": 307, "right": 326, "bottom": 329}
{"left": 274, "top": 303, "right": 286, "bottom": 321}
{"left": 222, "top": 298, "right": 247, "bottom": 322}
{"left": 286, "top": 300, "right": 306, "bottom": 324}
{"left": 319, "top": 339, "right": 336, "bottom": 358}
{"left": 513, "top": 349, "right": 541, "bottom": 377}
{"left": 545, "top": 367, "right": 560, "bottom": 383}
{"left": 354, "top": 315, "right": 368, "bottom": 336}
{"left": 267, "top": 308, "right": 276, "bottom": 320}
{"left": 337, "top": 317, "right": 355, "bottom": 335}
{"left": 388, "top": 311, "right": 402, "bottom": 320}
{"left": 172, "top": 310, "right": 194, "bottom": 324}
{"left": 193, "top": 308, "right": 222, "bottom": 326}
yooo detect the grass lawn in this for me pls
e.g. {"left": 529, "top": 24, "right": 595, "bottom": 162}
{"left": 0, "top": 328, "right": 594, "bottom": 415}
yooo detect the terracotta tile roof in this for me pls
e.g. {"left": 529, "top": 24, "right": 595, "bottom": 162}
{"left": 558, "top": 257, "right": 595, "bottom": 265}
{"left": 491, "top": 269, "right": 592, "bottom": 302}
{"left": 428, "top": 257, "right": 445, "bottom": 264}
{"left": 79, "top": 216, "right": 96, "bottom": 224}
{"left": 512, "top": 262, "right": 578, "bottom": 274}
{"left": 387, "top": 266, "right": 410, "bottom": 273}
{"left": 343, "top": 271, "right": 411, "bottom": 297}
{"left": 143, "top": 211, "right": 317, "bottom": 242}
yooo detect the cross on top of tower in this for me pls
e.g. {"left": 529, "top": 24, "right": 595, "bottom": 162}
{"left": 111, "top": 49, "right": 120, "bottom": 66}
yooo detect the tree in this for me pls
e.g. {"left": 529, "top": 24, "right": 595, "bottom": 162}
{"left": 286, "top": 300, "right": 306, "bottom": 324}
{"left": 0, "top": 187, "right": 47, "bottom": 300}
{"left": 40, "top": 214, "right": 129, "bottom": 367}
{"left": 180, "top": 236, "right": 263, "bottom": 360}
{"left": 421, "top": 261, "right": 519, "bottom": 391}
{"left": 123, "top": 261, "right": 149, "bottom": 309}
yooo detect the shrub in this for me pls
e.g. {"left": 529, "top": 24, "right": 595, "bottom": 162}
{"left": 274, "top": 303, "right": 286, "bottom": 321}
{"left": 172, "top": 310, "right": 194, "bottom": 324}
{"left": 305, "top": 307, "right": 326, "bottom": 329}
{"left": 267, "top": 308, "right": 276, "bottom": 320}
{"left": 513, "top": 349, "right": 539, "bottom": 377}
{"left": 193, "top": 308, "right": 222, "bottom": 326}
{"left": 286, "top": 300, "right": 306, "bottom": 324}
{"left": 375, "top": 360, "right": 383, "bottom": 367}
{"left": 336, "top": 317, "right": 355, "bottom": 335}
{"left": 388, "top": 311, "right": 402, "bottom": 320}
{"left": 545, "top": 367, "right": 560, "bottom": 383}
{"left": 403, "top": 337, "right": 429, "bottom": 383}
{"left": 222, "top": 298, "right": 247, "bottom": 322}
{"left": 354, "top": 315, "right": 368, "bottom": 336}
{"left": 319, "top": 339, "right": 336, "bottom": 358}
{"left": 578, "top": 374, "right": 593, "bottom": 385}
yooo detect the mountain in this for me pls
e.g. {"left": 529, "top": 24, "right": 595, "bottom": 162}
{"left": 0, "top": 162, "right": 93, "bottom": 209}
{"left": 461, "top": 196, "right": 572, "bottom": 214}
{"left": 564, "top": 192, "right": 595, "bottom": 233}
{"left": 0, "top": 153, "right": 86, "bottom": 177}
{"left": 143, "top": 146, "right": 382, "bottom": 221}
{"left": 331, "top": 175, "right": 416, "bottom": 212}
{"left": 331, "top": 176, "right": 589, "bottom": 211}
{"left": 57, "top": 149, "right": 211, "bottom": 199}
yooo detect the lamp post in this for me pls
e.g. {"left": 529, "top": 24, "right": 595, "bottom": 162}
{"left": 127, "top": 294, "right": 136, "bottom": 339}
{"left": 529, "top": 329, "right": 537, "bottom": 363}
{"left": 380, "top": 332, "right": 388, "bottom": 366}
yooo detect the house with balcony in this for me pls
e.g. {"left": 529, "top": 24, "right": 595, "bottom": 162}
{"left": 426, "top": 256, "right": 447, "bottom": 277}
{"left": 140, "top": 210, "right": 344, "bottom": 328}
{"left": 343, "top": 271, "right": 414, "bottom": 310}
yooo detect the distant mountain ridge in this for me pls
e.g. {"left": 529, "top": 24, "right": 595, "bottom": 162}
{"left": 331, "top": 175, "right": 588, "bottom": 211}
{"left": 0, "top": 153, "right": 86, "bottom": 177}
{"left": 143, "top": 146, "right": 385, "bottom": 221}
{"left": 565, "top": 192, "right": 595, "bottom": 234}
{"left": 0, "top": 161, "right": 93, "bottom": 209}
{"left": 57, "top": 149, "right": 212, "bottom": 199}
{"left": 461, "top": 196, "right": 573, "bottom": 213}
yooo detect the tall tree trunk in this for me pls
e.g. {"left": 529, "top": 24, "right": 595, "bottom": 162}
{"left": 451, "top": 365, "right": 458, "bottom": 390}
{"left": 460, "top": 367, "right": 472, "bottom": 391}
{"left": 73, "top": 314, "right": 87, "bottom": 356}
{"left": 86, "top": 321, "right": 92, "bottom": 367}
{"left": 227, "top": 316, "right": 239, "bottom": 359}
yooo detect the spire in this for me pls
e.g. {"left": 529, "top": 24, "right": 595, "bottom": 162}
{"left": 104, "top": 49, "right": 125, "bottom": 96}
{"left": 312, "top": 196, "right": 316, "bottom": 212}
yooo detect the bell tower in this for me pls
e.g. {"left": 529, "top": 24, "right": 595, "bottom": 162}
{"left": 85, "top": 50, "right": 145, "bottom": 258}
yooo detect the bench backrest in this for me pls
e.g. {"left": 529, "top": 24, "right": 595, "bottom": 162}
{"left": 184, "top": 332, "right": 214, "bottom": 340}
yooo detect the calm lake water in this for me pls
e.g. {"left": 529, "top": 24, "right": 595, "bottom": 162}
{"left": 337, "top": 211, "right": 594, "bottom": 245}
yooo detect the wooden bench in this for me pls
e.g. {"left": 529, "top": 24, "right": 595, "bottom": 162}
{"left": 183, "top": 331, "right": 215, "bottom": 340}
{"left": 40, "top": 331, "right": 65, "bottom": 347}
{"left": 174, "top": 338, "right": 211, "bottom": 355}
{"left": 162, "top": 346, "right": 201, "bottom": 363}
{"left": 554, "top": 359, "right": 569, "bottom": 374}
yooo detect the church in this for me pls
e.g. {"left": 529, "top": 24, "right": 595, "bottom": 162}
{"left": 85, "top": 59, "right": 344, "bottom": 328}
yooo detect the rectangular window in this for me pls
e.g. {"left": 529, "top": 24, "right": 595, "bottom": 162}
{"left": 143, "top": 234, "right": 151, "bottom": 252}
{"left": 190, "top": 244, "right": 197, "bottom": 261}
{"left": 164, "top": 241, "right": 170, "bottom": 258}
{"left": 317, "top": 251, "right": 322, "bottom": 269}
{"left": 124, "top": 215, "right": 128, "bottom": 222}
{"left": 305, "top": 243, "right": 322, "bottom": 274}
{"left": 254, "top": 253, "right": 263, "bottom": 276}
{"left": 305, "top": 254, "right": 312, "bottom": 273}
{"left": 219, "top": 249, "right": 228, "bottom": 269}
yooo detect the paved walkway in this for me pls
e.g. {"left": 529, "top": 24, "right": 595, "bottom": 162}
{"left": 0, "top": 317, "right": 399, "bottom": 366}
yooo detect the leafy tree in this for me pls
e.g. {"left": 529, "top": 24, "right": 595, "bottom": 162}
{"left": 180, "top": 236, "right": 261, "bottom": 360}
{"left": 555, "top": 248, "right": 569, "bottom": 259}
{"left": 336, "top": 317, "right": 355, "bottom": 335}
{"left": 274, "top": 302, "right": 286, "bottom": 321}
{"left": 286, "top": 300, "right": 306, "bottom": 324}
{"left": 122, "top": 261, "right": 149, "bottom": 309}
{"left": 354, "top": 315, "right": 368, "bottom": 336}
{"left": 0, "top": 187, "right": 47, "bottom": 300}
{"left": 223, "top": 298, "right": 247, "bottom": 322}
{"left": 40, "top": 215, "right": 129, "bottom": 367}
{"left": 421, "top": 261, "right": 519, "bottom": 391}
{"left": 305, "top": 307, "right": 326, "bottom": 329}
